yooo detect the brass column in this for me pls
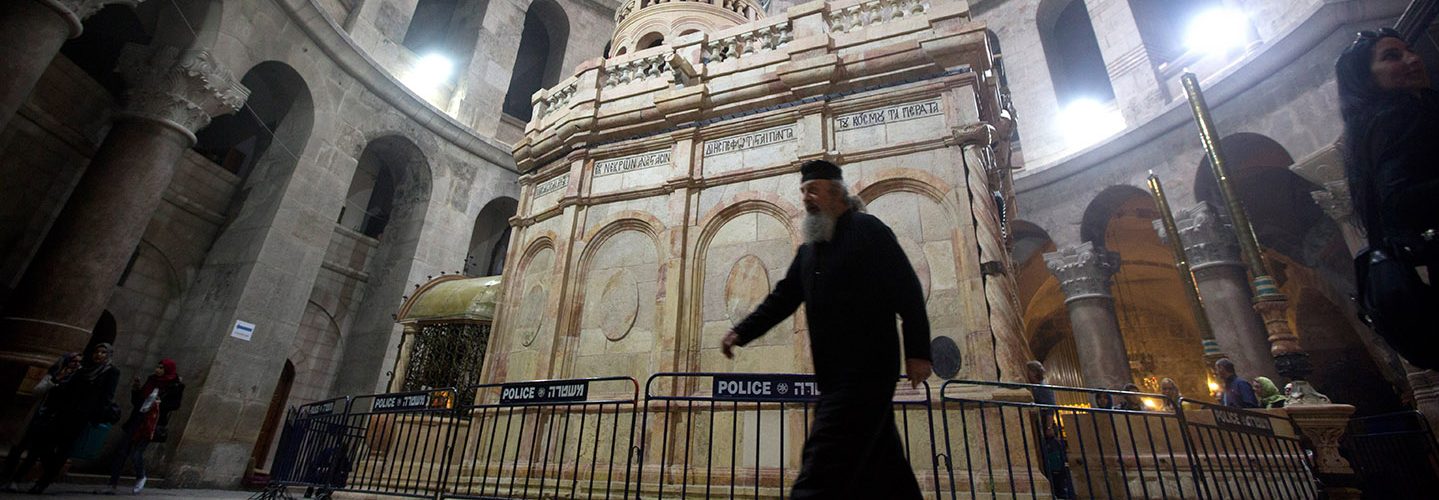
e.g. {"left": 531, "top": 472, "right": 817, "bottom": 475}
{"left": 1147, "top": 172, "right": 1224, "bottom": 367}
{"left": 1180, "top": 72, "right": 1326, "bottom": 404}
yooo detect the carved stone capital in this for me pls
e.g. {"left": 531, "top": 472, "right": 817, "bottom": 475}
{"left": 37, "top": 0, "right": 142, "bottom": 37}
{"left": 1311, "top": 180, "right": 1353, "bottom": 222}
{"left": 1163, "top": 202, "right": 1243, "bottom": 271}
{"left": 1043, "top": 242, "right": 1118, "bottom": 303}
{"left": 117, "top": 44, "right": 249, "bottom": 142}
{"left": 1285, "top": 404, "right": 1357, "bottom": 476}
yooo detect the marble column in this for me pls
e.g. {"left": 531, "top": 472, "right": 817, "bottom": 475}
{"left": 0, "top": 0, "right": 141, "bottom": 133}
{"left": 1044, "top": 242, "right": 1132, "bottom": 390}
{"left": 1173, "top": 202, "right": 1278, "bottom": 380}
{"left": 0, "top": 45, "right": 247, "bottom": 387}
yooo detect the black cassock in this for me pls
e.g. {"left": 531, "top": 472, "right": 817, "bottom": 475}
{"left": 733, "top": 208, "right": 931, "bottom": 499}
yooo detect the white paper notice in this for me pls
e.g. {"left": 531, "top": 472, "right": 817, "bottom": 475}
{"left": 231, "top": 320, "right": 255, "bottom": 341}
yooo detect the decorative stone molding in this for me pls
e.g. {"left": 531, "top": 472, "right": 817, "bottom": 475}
{"left": 704, "top": 20, "right": 793, "bottom": 64}
{"left": 825, "top": 0, "right": 930, "bottom": 34}
{"left": 1043, "top": 242, "right": 1119, "bottom": 303}
{"left": 37, "top": 0, "right": 141, "bottom": 37}
{"left": 1162, "top": 202, "right": 1243, "bottom": 272}
{"left": 117, "top": 44, "right": 249, "bottom": 142}
{"left": 1285, "top": 404, "right": 1358, "bottom": 483}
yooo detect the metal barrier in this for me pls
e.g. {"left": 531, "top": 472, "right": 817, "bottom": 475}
{"left": 444, "top": 377, "right": 640, "bottom": 500}
{"left": 1344, "top": 411, "right": 1439, "bottom": 499}
{"left": 1176, "top": 398, "right": 1316, "bottom": 500}
{"left": 261, "top": 374, "right": 1325, "bottom": 499}
{"left": 635, "top": 372, "right": 938, "bottom": 499}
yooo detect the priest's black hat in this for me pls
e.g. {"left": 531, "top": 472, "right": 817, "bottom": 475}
{"left": 800, "top": 160, "right": 842, "bottom": 182}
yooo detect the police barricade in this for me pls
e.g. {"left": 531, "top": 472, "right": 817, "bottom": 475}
{"left": 940, "top": 380, "right": 1197, "bottom": 499}
{"left": 1343, "top": 411, "right": 1439, "bottom": 498}
{"left": 266, "top": 397, "right": 352, "bottom": 494}
{"left": 443, "top": 376, "right": 639, "bottom": 500}
{"left": 1176, "top": 398, "right": 1317, "bottom": 500}
{"left": 331, "top": 388, "right": 462, "bottom": 498}
{"left": 636, "top": 372, "right": 940, "bottom": 499}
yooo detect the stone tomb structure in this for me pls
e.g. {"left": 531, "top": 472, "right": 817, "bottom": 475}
{"left": 469, "top": 0, "right": 1036, "bottom": 495}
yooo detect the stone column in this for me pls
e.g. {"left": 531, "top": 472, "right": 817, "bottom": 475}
{"left": 0, "top": 45, "right": 246, "bottom": 386}
{"left": 1173, "top": 202, "right": 1278, "bottom": 380}
{"left": 1082, "top": 0, "right": 1167, "bottom": 124}
{"left": 0, "top": 0, "right": 141, "bottom": 132}
{"left": 1044, "top": 242, "right": 1132, "bottom": 390}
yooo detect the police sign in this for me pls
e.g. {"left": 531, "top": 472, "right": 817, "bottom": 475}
{"left": 1210, "top": 406, "right": 1275, "bottom": 436}
{"left": 372, "top": 391, "right": 433, "bottom": 413}
{"left": 500, "top": 380, "right": 590, "bottom": 405}
{"left": 712, "top": 374, "right": 821, "bottom": 402}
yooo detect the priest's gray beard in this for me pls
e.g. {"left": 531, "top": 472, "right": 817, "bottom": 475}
{"left": 802, "top": 211, "right": 837, "bottom": 243}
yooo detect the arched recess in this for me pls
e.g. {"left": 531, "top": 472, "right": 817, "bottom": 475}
{"left": 570, "top": 220, "right": 663, "bottom": 383}
{"left": 693, "top": 200, "right": 797, "bottom": 374}
{"left": 502, "top": 238, "right": 558, "bottom": 381}
{"left": 465, "top": 197, "right": 519, "bottom": 276}
{"left": 402, "top": 0, "right": 491, "bottom": 78}
{"left": 292, "top": 301, "right": 344, "bottom": 405}
{"left": 1081, "top": 185, "right": 1208, "bottom": 397}
{"left": 1036, "top": 0, "right": 1115, "bottom": 107}
{"left": 1195, "top": 133, "right": 1407, "bottom": 407}
{"left": 331, "top": 135, "right": 434, "bottom": 396}
{"left": 1127, "top": 0, "right": 1221, "bottom": 64}
{"left": 861, "top": 178, "right": 972, "bottom": 378}
{"left": 195, "top": 61, "right": 310, "bottom": 181}
{"left": 502, "top": 0, "right": 569, "bottom": 121}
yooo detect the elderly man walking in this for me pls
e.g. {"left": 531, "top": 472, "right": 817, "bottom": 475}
{"left": 722, "top": 159, "right": 932, "bottom": 499}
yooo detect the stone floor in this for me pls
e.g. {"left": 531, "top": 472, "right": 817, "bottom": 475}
{"left": 0, "top": 484, "right": 252, "bottom": 498}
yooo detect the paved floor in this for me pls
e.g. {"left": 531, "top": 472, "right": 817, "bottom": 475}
{"left": 0, "top": 484, "right": 254, "bottom": 499}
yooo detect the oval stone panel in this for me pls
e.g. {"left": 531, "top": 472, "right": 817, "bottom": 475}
{"left": 599, "top": 269, "right": 639, "bottom": 341}
{"left": 725, "top": 254, "right": 770, "bottom": 325}
{"left": 930, "top": 336, "right": 962, "bottom": 379}
{"left": 517, "top": 284, "right": 547, "bottom": 347}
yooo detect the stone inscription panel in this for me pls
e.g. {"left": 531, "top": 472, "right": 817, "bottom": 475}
{"left": 834, "top": 98, "right": 942, "bottom": 131}
{"left": 530, "top": 172, "right": 569, "bottom": 212}
{"left": 594, "top": 150, "right": 671, "bottom": 177}
{"left": 834, "top": 97, "right": 947, "bottom": 152}
{"left": 701, "top": 124, "right": 799, "bottom": 176}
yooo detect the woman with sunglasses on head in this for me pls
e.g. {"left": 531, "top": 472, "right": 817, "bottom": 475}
{"left": 1337, "top": 28, "right": 1439, "bottom": 369}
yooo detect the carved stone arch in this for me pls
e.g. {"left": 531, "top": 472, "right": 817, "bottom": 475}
{"left": 853, "top": 170, "right": 960, "bottom": 225}
{"left": 695, "top": 194, "right": 801, "bottom": 249}
{"left": 567, "top": 215, "right": 665, "bottom": 378}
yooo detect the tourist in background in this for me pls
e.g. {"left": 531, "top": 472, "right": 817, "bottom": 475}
{"left": 1254, "top": 376, "right": 1286, "bottom": 409}
{"left": 1337, "top": 28, "right": 1439, "bottom": 369}
{"left": 1215, "top": 358, "right": 1259, "bottom": 409}
{"left": 0, "top": 353, "right": 80, "bottom": 491}
{"left": 1093, "top": 391, "right": 1115, "bottom": 410}
{"left": 1024, "top": 361, "right": 1073, "bottom": 499}
{"left": 28, "top": 343, "right": 120, "bottom": 494}
{"left": 108, "top": 358, "right": 184, "bottom": 494}
{"left": 1115, "top": 383, "right": 1145, "bottom": 411}
{"left": 1158, "top": 378, "right": 1182, "bottom": 413}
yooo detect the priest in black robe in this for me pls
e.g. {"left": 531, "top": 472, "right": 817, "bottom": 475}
{"left": 722, "top": 159, "right": 932, "bottom": 499}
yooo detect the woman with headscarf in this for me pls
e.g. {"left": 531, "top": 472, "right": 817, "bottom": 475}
{"left": 1254, "top": 376, "right": 1286, "bottom": 409}
{"left": 28, "top": 343, "right": 120, "bottom": 494}
{"left": 108, "top": 359, "right": 183, "bottom": 494}
{"left": 1337, "top": 28, "right": 1439, "bottom": 368}
{"left": 0, "top": 353, "right": 80, "bottom": 491}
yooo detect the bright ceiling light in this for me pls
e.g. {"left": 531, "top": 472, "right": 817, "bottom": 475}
{"left": 404, "top": 53, "right": 454, "bottom": 94}
{"left": 1185, "top": 8, "right": 1251, "bottom": 56}
{"left": 1059, "top": 98, "right": 1125, "bottom": 147}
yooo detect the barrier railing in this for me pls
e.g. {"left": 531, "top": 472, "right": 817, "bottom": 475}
{"left": 635, "top": 372, "right": 938, "bottom": 499}
{"left": 444, "top": 377, "right": 640, "bottom": 499}
{"left": 259, "top": 374, "right": 1328, "bottom": 500}
{"left": 1343, "top": 410, "right": 1439, "bottom": 498}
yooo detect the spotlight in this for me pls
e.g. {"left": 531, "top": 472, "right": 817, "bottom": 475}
{"left": 403, "top": 53, "right": 454, "bottom": 93}
{"left": 1185, "top": 8, "right": 1252, "bottom": 56}
{"left": 1059, "top": 98, "right": 1124, "bottom": 147}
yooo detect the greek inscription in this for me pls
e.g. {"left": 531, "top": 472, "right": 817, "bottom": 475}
{"left": 703, "top": 125, "right": 797, "bottom": 157}
{"left": 534, "top": 174, "right": 569, "bottom": 197}
{"left": 834, "top": 98, "right": 943, "bottom": 131}
{"left": 594, "top": 150, "right": 671, "bottom": 177}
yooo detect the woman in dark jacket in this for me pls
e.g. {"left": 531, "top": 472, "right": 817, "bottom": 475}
{"left": 29, "top": 343, "right": 120, "bottom": 494}
{"left": 1337, "top": 28, "right": 1439, "bottom": 368}
{"left": 0, "top": 352, "right": 80, "bottom": 491}
{"left": 107, "top": 358, "right": 183, "bottom": 494}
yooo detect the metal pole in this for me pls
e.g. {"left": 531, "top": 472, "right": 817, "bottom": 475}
{"left": 1180, "top": 72, "right": 1328, "bottom": 405}
{"left": 1146, "top": 172, "right": 1224, "bottom": 366}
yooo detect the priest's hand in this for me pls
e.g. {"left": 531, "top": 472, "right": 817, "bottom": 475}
{"left": 721, "top": 331, "right": 740, "bottom": 359}
{"left": 906, "top": 358, "right": 932, "bottom": 388}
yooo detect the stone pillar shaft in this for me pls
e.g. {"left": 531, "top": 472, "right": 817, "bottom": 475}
{"left": 0, "top": 45, "right": 245, "bottom": 386}
{"left": 1045, "top": 242, "right": 1132, "bottom": 390}
{"left": 0, "top": 0, "right": 139, "bottom": 133}
{"left": 1176, "top": 202, "right": 1277, "bottom": 380}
